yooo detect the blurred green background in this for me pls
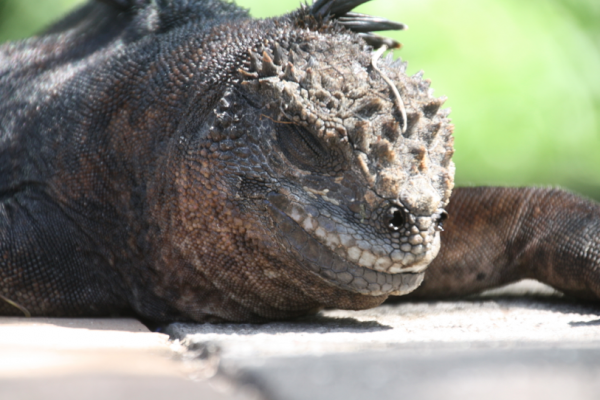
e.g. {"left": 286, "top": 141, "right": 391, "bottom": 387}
{"left": 2, "top": 0, "right": 600, "bottom": 198}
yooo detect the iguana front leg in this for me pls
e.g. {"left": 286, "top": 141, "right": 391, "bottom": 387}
{"left": 407, "top": 187, "right": 600, "bottom": 300}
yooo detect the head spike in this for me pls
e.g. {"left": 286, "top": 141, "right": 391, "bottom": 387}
{"left": 282, "top": 62, "right": 299, "bottom": 82}
{"left": 249, "top": 50, "right": 262, "bottom": 73}
{"left": 337, "top": 13, "right": 407, "bottom": 33}
{"left": 238, "top": 68, "right": 258, "bottom": 79}
{"left": 311, "top": 0, "right": 373, "bottom": 18}
{"left": 428, "top": 122, "right": 442, "bottom": 141}
{"left": 422, "top": 97, "right": 446, "bottom": 119}
{"left": 381, "top": 119, "right": 400, "bottom": 142}
{"left": 261, "top": 51, "right": 279, "bottom": 77}
{"left": 273, "top": 43, "right": 287, "bottom": 65}
{"left": 404, "top": 112, "right": 421, "bottom": 138}
{"left": 301, "top": 68, "right": 319, "bottom": 89}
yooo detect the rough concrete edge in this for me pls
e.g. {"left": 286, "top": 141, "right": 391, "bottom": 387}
{"left": 169, "top": 335, "right": 272, "bottom": 400}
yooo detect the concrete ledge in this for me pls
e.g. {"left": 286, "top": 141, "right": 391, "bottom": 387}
{"left": 0, "top": 375, "right": 235, "bottom": 400}
{"left": 0, "top": 317, "right": 174, "bottom": 378}
{"left": 165, "top": 281, "right": 600, "bottom": 400}
{"left": 0, "top": 317, "right": 239, "bottom": 400}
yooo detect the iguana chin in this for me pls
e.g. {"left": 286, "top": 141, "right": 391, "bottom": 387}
{"left": 1, "top": 0, "right": 599, "bottom": 323}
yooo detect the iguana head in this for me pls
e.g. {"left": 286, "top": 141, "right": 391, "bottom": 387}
{"left": 199, "top": 0, "right": 454, "bottom": 301}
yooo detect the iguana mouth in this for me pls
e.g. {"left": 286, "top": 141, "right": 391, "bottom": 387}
{"left": 266, "top": 192, "right": 439, "bottom": 296}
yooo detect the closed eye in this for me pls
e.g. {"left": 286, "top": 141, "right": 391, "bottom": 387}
{"left": 276, "top": 121, "right": 348, "bottom": 175}
{"left": 277, "top": 123, "right": 327, "bottom": 170}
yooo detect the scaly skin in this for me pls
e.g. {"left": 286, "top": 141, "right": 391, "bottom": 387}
{"left": 0, "top": 0, "right": 598, "bottom": 323}
{"left": 409, "top": 187, "right": 600, "bottom": 300}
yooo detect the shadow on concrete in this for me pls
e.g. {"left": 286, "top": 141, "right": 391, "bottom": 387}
{"left": 570, "top": 318, "right": 600, "bottom": 327}
{"left": 166, "top": 314, "right": 392, "bottom": 340}
{"left": 292, "top": 314, "right": 392, "bottom": 331}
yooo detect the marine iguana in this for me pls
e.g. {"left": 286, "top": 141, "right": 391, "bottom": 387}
{"left": 1, "top": 0, "right": 599, "bottom": 323}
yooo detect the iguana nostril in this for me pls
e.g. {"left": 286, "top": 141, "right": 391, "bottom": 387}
{"left": 385, "top": 206, "right": 405, "bottom": 231}
{"left": 435, "top": 210, "right": 448, "bottom": 231}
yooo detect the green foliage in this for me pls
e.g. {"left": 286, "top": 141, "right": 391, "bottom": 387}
{"left": 0, "top": 0, "right": 85, "bottom": 42}
{"left": 2, "top": 0, "right": 600, "bottom": 198}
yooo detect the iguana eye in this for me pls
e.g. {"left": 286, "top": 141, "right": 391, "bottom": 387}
{"left": 384, "top": 206, "right": 406, "bottom": 231}
{"left": 276, "top": 123, "right": 330, "bottom": 173}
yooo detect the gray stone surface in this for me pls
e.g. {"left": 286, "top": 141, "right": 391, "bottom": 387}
{"left": 167, "top": 280, "right": 600, "bottom": 400}
{"left": 230, "top": 348, "right": 600, "bottom": 400}
{"left": 167, "top": 281, "right": 600, "bottom": 359}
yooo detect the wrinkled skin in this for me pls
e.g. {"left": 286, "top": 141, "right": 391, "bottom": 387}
{"left": 1, "top": 0, "right": 599, "bottom": 323}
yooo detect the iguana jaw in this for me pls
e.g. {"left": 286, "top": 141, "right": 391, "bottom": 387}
{"left": 266, "top": 195, "right": 427, "bottom": 296}
{"left": 261, "top": 157, "right": 447, "bottom": 296}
